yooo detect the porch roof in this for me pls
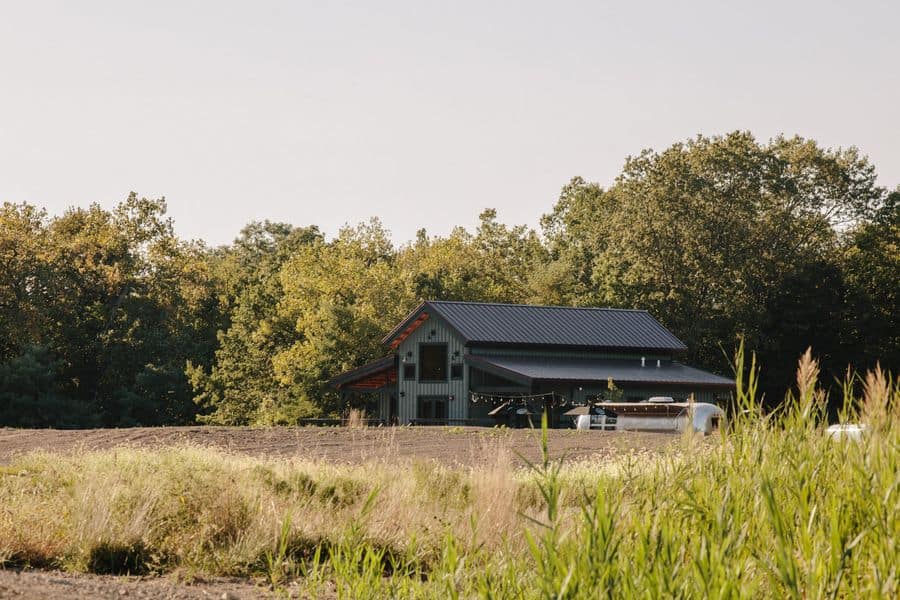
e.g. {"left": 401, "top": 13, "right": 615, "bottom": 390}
{"left": 465, "top": 354, "right": 734, "bottom": 388}
{"left": 328, "top": 355, "right": 397, "bottom": 391}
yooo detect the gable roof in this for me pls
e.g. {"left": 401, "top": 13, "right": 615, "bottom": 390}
{"left": 383, "top": 301, "right": 688, "bottom": 352}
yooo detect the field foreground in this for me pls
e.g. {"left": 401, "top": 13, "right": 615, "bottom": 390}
{"left": 0, "top": 568, "right": 267, "bottom": 599}
{"left": 0, "top": 362, "right": 898, "bottom": 599}
{"left": 0, "top": 425, "right": 675, "bottom": 467}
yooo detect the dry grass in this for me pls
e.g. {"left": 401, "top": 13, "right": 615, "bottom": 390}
{"left": 344, "top": 409, "right": 368, "bottom": 429}
{"left": 0, "top": 422, "right": 679, "bottom": 557}
{"left": 0, "top": 436, "right": 643, "bottom": 579}
{"left": 0, "top": 350, "right": 897, "bottom": 598}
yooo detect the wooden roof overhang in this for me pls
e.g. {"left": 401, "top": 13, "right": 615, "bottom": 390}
{"left": 328, "top": 355, "right": 398, "bottom": 391}
{"left": 382, "top": 302, "right": 469, "bottom": 350}
{"left": 386, "top": 311, "right": 430, "bottom": 350}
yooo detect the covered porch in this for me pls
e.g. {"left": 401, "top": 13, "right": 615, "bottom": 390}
{"left": 328, "top": 355, "right": 399, "bottom": 424}
{"left": 465, "top": 353, "right": 734, "bottom": 426}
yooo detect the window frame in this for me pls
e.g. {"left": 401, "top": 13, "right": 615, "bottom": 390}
{"left": 450, "top": 363, "right": 463, "bottom": 380}
{"left": 403, "top": 363, "right": 416, "bottom": 380}
{"left": 418, "top": 343, "right": 449, "bottom": 383}
{"left": 417, "top": 395, "right": 448, "bottom": 420}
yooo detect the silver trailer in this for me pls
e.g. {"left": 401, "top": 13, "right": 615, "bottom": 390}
{"left": 574, "top": 401, "right": 724, "bottom": 434}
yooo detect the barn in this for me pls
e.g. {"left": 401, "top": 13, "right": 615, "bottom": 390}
{"left": 328, "top": 301, "right": 735, "bottom": 426}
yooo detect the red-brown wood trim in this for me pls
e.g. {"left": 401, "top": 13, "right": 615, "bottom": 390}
{"left": 389, "top": 312, "right": 430, "bottom": 350}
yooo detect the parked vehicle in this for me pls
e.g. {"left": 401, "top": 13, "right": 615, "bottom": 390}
{"left": 571, "top": 401, "right": 724, "bottom": 434}
{"left": 825, "top": 423, "right": 868, "bottom": 441}
{"left": 573, "top": 406, "right": 618, "bottom": 430}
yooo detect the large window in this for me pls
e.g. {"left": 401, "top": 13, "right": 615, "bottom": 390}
{"left": 418, "top": 344, "right": 448, "bottom": 382}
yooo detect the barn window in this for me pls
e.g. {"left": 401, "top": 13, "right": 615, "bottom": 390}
{"left": 403, "top": 364, "right": 416, "bottom": 380}
{"left": 450, "top": 363, "right": 463, "bottom": 380}
{"left": 419, "top": 344, "right": 448, "bottom": 382}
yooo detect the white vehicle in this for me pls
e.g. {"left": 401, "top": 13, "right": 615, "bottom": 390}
{"left": 686, "top": 403, "right": 725, "bottom": 435}
{"left": 825, "top": 423, "right": 868, "bottom": 441}
{"left": 574, "top": 402, "right": 724, "bottom": 434}
{"left": 643, "top": 396, "right": 675, "bottom": 403}
{"left": 574, "top": 408, "right": 617, "bottom": 431}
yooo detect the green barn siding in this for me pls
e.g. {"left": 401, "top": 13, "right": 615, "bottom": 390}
{"left": 392, "top": 322, "right": 729, "bottom": 424}
{"left": 396, "top": 314, "right": 468, "bottom": 424}
{"left": 375, "top": 389, "right": 391, "bottom": 422}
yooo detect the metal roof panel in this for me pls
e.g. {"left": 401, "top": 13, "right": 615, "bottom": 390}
{"left": 466, "top": 354, "right": 734, "bottom": 387}
{"left": 424, "top": 301, "right": 687, "bottom": 352}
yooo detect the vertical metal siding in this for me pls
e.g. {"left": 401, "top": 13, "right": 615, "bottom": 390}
{"left": 396, "top": 314, "right": 468, "bottom": 424}
{"left": 378, "top": 390, "right": 389, "bottom": 422}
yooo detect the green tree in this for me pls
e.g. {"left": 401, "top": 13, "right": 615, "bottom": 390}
{"left": 400, "top": 209, "right": 545, "bottom": 304}
{"left": 0, "top": 203, "right": 56, "bottom": 361}
{"left": 540, "top": 132, "right": 888, "bottom": 398}
{"left": 272, "top": 219, "right": 411, "bottom": 418}
{"left": 534, "top": 177, "right": 610, "bottom": 305}
{"left": 0, "top": 345, "right": 94, "bottom": 427}
{"left": 841, "top": 188, "right": 900, "bottom": 372}
{"left": 0, "top": 194, "right": 222, "bottom": 426}
{"left": 189, "top": 221, "right": 322, "bottom": 425}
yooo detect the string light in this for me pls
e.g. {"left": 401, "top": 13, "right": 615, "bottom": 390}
{"left": 469, "top": 391, "right": 568, "bottom": 406}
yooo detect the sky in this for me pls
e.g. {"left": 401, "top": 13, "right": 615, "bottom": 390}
{"left": 1, "top": 1, "right": 898, "bottom": 246}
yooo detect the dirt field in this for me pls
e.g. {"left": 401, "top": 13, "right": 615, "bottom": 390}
{"left": 0, "top": 569, "right": 276, "bottom": 599}
{"left": 0, "top": 425, "right": 678, "bottom": 467}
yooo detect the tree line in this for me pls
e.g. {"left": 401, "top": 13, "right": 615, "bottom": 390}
{"left": 1, "top": 132, "right": 896, "bottom": 427}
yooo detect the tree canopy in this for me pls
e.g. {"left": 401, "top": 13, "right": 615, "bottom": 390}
{"left": 0, "top": 194, "right": 220, "bottom": 426}
{"left": 1, "top": 132, "right": 896, "bottom": 425}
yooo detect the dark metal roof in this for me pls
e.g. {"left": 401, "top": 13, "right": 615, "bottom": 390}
{"left": 328, "top": 355, "right": 396, "bottom": 389}
{"left": 384, "top": 301, "right": 687, "bottom": 352}
{"left": 465, "top": 354, "right": 734, "bottom": 388}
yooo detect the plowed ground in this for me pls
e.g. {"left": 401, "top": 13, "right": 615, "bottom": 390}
{"left": 0, "top": 425, "right": 676, "bottom": 467}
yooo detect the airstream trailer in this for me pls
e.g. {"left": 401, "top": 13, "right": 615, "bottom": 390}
{"left": 571, "top": 401, "right": 724, "bottom": 434}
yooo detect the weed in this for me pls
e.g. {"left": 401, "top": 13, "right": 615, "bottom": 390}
{"left": 0, "top": 352, "right": 896, "bottom": 597}
{"left": 86, "top": 541, "right": 150, "bottom": 575}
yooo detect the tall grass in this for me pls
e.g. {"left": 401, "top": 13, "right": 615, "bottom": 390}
{"left": 0, "top": 350, "right": 897, "bottom": 597}
{"left": 345, "top": 408, "right": 368, "bottom": 429}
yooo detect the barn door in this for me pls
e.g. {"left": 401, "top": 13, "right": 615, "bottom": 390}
{"left": 416, "top": 396, "right": 448, "bottom": 424}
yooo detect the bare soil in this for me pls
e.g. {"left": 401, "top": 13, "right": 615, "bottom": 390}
{"left": 0, "top": 425, "right": 677, "bottom": 467}
{"left": 0, "top": 569, "right": 276, "bottom": 599}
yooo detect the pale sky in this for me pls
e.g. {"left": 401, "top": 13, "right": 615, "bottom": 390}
{"left": 1, "top": 1, "right": 898, "bottom": 246}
